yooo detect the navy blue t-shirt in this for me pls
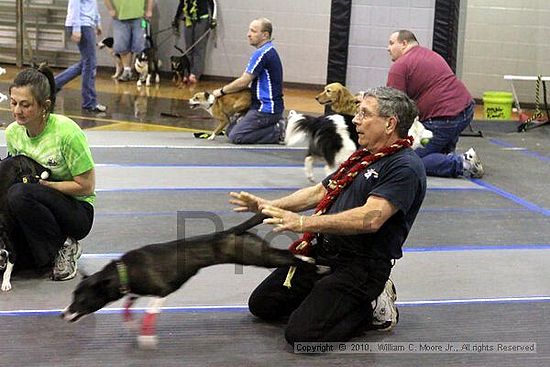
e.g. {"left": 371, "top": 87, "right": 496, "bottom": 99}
{"left": 320, "top": 148, "right": 426, "bottom": 260}
{"left": 245, "top": 41, "right": 284, "bottom": 114}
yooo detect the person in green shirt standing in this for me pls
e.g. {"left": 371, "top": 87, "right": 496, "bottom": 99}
{"left": 6, "top": 65, "right": 96, "bottom": 281}
{"left": 103, "top": 0, "right": 154, "bottom": 81}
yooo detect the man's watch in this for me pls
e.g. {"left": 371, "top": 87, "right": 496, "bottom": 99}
{"left": 219, "top": 88, "right": 226, "bottom": 96}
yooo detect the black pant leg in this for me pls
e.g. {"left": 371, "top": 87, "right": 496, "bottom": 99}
{"left": 284, "top": 259, "right": 391, "bottom": 343}
{"left": 248, "top": 265, "right": 324, "bottom": 321}
{"left": 7, "top": 183, "right": 94, "bottom": 267}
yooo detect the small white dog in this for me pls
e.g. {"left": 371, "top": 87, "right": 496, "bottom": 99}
{"left": 408, "top": 118, "right": 433, "bottom": 150}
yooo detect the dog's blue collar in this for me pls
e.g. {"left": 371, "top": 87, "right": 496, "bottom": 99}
{"left": 116, "top": 261, "right": 130, "bottom": 295}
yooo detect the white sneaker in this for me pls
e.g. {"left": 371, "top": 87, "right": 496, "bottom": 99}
{"left": 371, "top": 278, "right": 399, "bottom": 331}
{"left": 117, "top": 70, "right": 132, "bottom": 82}
{"left": 462, "top": 147, "right": 484, "bottom": 178}
{"left": 52, "top": 238, "right": 82, "bottom": 281}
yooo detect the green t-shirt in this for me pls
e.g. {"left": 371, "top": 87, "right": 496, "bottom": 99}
{"left": 112, "top": 0, "right": 147, "bottom": 21}
{"left": 5, "top": 113, "right": 96, "bottom": 205}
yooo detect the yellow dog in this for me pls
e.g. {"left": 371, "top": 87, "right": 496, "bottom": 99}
{"left": 189, "top": 90, "right": 251, "bottom": 140}
{"left": 315, "top": 82, "right": 360, "bottom": 116}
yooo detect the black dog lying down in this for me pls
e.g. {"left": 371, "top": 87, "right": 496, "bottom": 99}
{"left": 62, "top": 213, "right": 315, "bottom": 348}
{"left": 0, "top": 155, "right": 50, "bottom": 291}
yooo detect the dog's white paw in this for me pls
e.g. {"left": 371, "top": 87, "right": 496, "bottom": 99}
{"left": 1, "top": 281, "right": 12, "bottom": 292}
{"left": 137, "top": 335, "right": 158, "bottom": 350}
{"left": 304, "top": 156, "right": 315, "bottom": 182}
{"left": 207, "top": 134, "right": 216, "bottom": 140}
{"left": 123, "top": 319, "right": 140, "bottom": 332}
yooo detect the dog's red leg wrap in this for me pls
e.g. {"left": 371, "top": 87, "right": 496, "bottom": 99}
{"left": 140, "top": 312, "right": 157, "bottom": 336}
{"left": 123, "top": 301, "right": 133, "bottom": 322}
{"left": 123, "top": 296, "right": 137, "bottom": 323}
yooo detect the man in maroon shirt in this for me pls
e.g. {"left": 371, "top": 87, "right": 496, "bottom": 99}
{"left": 386, "top": 30, "right": 484, "bottom": 178}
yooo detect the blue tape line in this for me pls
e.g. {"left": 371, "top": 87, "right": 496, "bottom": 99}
{"left": 94, "top": 207, "right": 529, "bottom": 218}
{"left": 489, "top": 138, "right": 550, "bottom": 163}
{"left": 96, "top": 187, "right": 485, "bottom": 193}
{"left": 471, "top": 179, "right": 550, "bottom": 216}
{"left": 404, "top": 244, "right": 550, "bottom": 252}
{"left": 3, "top": 297, "right": 550, "bottom": 317}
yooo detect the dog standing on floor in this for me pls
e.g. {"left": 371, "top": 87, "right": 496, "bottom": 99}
{"left": 97, "top": 37, "right": 123, "bottom": 80}
{"left": 134, "top": 48, "right": 162, "bottom": 87}
{"left": 0, "top": 155, "right": 50, "bottom": 292}
{"left": 61, "top": 213, "right": 316, "bottom": 348}
{"left": 285, "top": 110, "right": 358, "bottom": 182}
{"left": 189, "top": 90, "right": 251, "bottom": 140}
{"left": 171, "top": 46, "right": 191, "bottom": 87}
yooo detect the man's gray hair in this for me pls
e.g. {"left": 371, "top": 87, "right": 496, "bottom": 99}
{"left": 362, "top": 87, "right": 418, "bottom": 138}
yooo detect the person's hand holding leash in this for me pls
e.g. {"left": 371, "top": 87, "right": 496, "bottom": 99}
{"left": 261, "top": 205, "right": 306, "bottom": 233}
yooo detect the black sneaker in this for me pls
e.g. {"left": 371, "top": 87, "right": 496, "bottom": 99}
{"left": 52, "top": 238, "right": 82, "bottom": 281}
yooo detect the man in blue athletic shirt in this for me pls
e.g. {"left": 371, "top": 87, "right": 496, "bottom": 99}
{"left": 213, "top": 17, "right": 284, "bottom": 144}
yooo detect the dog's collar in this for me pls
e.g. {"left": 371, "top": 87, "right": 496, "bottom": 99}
{"left": 116, "top": 261, "right": 131, "bottom": 295}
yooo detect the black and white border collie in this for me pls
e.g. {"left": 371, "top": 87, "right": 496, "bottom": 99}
{"left": 284, "top": 110, "right": 359, "bottom": 182}
{"left": 97, "top": 37, "right": 123, "bottom": 79}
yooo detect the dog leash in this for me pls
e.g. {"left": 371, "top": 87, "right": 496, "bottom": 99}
{"left": 174, "top": 28, "right": 213, "bottom": 57}
{"left": 152, "top": 25, "right": 173, "bottom": 36}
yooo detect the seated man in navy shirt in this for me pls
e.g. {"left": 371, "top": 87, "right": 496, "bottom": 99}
{"left": 213, "top": 17, "right": 284, "bottom": 144}
{"left": 229, "top": 87, "right": 427, "bottom": 343}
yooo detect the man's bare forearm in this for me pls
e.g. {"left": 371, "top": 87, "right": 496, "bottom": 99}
{"left": 269, "top": 183, "right": 326, "bottom": 212}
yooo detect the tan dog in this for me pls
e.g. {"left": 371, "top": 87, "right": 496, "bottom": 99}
{"left": 189, "top": 90, "right": 251, "bottom": 140}
{"left": 321, "top": 85, "right": 433, "bottom": 149}
{"left": 315, "top": 82, "right": 360, "bottom": 116}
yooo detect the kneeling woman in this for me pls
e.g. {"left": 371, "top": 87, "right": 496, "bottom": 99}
{"left": 6, "top": 65, "right": 95, "bottom": 281}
